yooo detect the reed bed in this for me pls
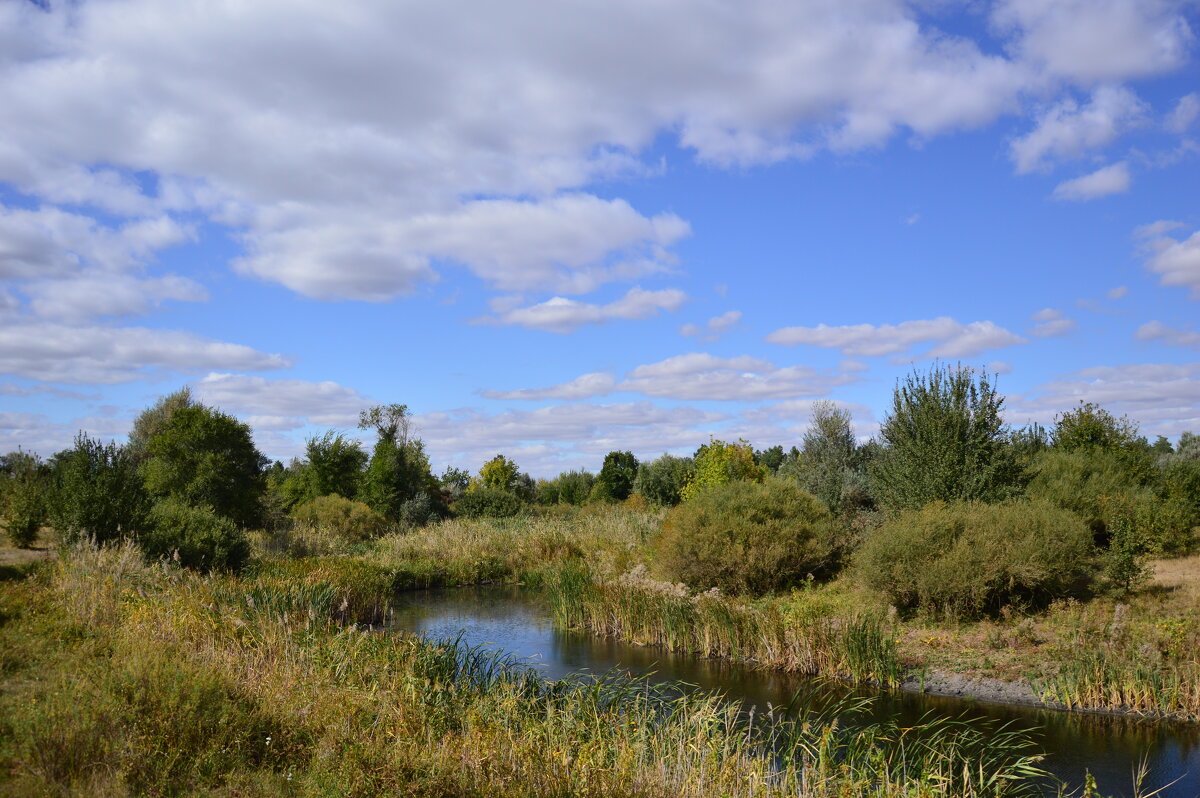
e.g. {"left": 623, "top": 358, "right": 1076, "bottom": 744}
{"left": 548, "top": 562, "right": 904, "bottom": 687}
{"left": 1034, "top": 650, "right": 1200, "bottom": 721}
{"left": 0, "top": 541, "right": 1066, "bottom": 797}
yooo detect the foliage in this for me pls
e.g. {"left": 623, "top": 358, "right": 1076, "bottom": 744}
{"left": 1, "top": 452, "right": 46, "bottom": 548}
{"left": 596, "top": 450, "right": 638, "bottom": 502}
{"left": 869, "top": 363, "right": 1023, "bottom": 512}
{"left": 358, "top": 403, "right": 411, "bottom": 445}
{"left": 358, "top": 436, "right": 440, "bottom": 522}
{"left": 633, "top": 454, "right": 693, "bottom": 506}
{"left": 140, "top": 499, "right": 250, "bottom": 573}
{"left": 478, "top": 453, "right": 520, "bottom": 492}
{"left": 680, "top": 439, "right": 765, "bottom": 502}
{"left": 538, "top": 469, "right": 594, "bottom": 505}
{"left": 141, "top": 405, "right": 265, "bottom": 528}
{"left": 1051, "top": 402, "right": 1153, "bottom": 484}
{"left": 857, "top": 500, "right": 1095, "bottom": 618}
{"left": 453, "top": 485, "right": 525, "bottom": 519}
{"left": 655, "top": 477, "right": 837, "bottom": 596}
{"left": 754, "top": 444, "right": 787, "bottom": 473}
{"left": 281, "top": 431, "right": 367, "bottom": 507}
{"left": 290, "top": 494, "right": 388, "bottom": 542}
{"left": 48, "top": 435, "right": 149, "bottom": 544}
{"left": 439, "top": 466, "right": 471, "bottom": 500}
{"left": 790, "top": 400, "right": 873, "bottom": 517}
{"left": 126, "top": 387, "right": 193, "bottom": 459}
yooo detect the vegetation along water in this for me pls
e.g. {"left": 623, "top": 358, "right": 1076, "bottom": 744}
{"left": 2, "top": 364, "right": 1198, "bottom": 796}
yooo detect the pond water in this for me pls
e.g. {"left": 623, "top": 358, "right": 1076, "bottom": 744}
{"left": 386, "top": 586, "right": 1200, "bottom": 797}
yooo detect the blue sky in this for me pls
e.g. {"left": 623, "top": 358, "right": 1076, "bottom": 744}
{"left": 1, "top": 0, "right": 1198, "bottom": 477}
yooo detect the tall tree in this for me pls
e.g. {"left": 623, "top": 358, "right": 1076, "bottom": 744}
{"left": 50, "top": 434, "right": 149, "bottom": 542}
{"left": 358, "top": 404, "right": 438, "bottom": 520}
{"left": 870, "top": 364, "right": 1022, "bottom": 511}
{"left": 596, "top": 450, "right": 638, "bottom": 501}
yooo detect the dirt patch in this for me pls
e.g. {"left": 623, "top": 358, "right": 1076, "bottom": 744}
{"left": 900, "top": 669, "right": 1054, "bottom": 709}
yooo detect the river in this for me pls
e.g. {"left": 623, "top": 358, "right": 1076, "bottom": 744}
{"left": 386, "top": 586, "right": 1200, "bottom": 797}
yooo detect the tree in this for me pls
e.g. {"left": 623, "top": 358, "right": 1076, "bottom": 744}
{"left": 357, "top": 404, "right": 441, "bottom": 522}
{"left": 870, "top": 364, "right": 1022, "bottom": 511}
{"left": 681, "top": 439, "right": 765, "bottom": 502}
{"left": 596, "top": 450, "right": 638, "bottom": 501}
{"left": 797, "top": 400, "right": 860, "bottom": 516}
{"left": 142, "top": 405, "right": 266, "bottom": 528}
{"left": 754, "top": 445, "right": 786, "bottom": 473}
{"left": 1051, "top": 401, "right": 1153, "bottom": 485}
{"left": 49, "top": 435, "right": 148, "bottom": 543}
{"left": 1, "top": 450, "right": 47, "bottom": 548}
{"left": 128, "top": 387, "right": 194, "bottom": 459}
{"left": 478, "top": 454, "right": 521, "bottom": 492}
{"left": 633, "top": 454, "right": 693, "bottom": 506}
{"left": 283, "top": 430, "right": 367, "bottom": 506}
{"left": 359, "top": 404, "right": 411, "bottom": 446}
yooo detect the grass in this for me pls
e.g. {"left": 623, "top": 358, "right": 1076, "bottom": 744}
{"left": 0, "top": 541, "right": 1065, "bottom": 797}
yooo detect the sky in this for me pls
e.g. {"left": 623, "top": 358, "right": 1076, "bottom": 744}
{"left": 1, "top": 0, "right": 1198, "bottom": 478}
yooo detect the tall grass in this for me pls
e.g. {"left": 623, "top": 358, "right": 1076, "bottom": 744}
{"left": 547, "top": 562, "right": 903, "bottom": 687}
{"left": 0, "top": 541, "right": 1063, "bottom": 796}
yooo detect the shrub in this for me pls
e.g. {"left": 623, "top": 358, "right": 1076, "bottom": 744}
{"left": 680, "top": 439, "right": 764, "bottom": 502}
{"left": 453, "top": 486, "right": 525, "bottom": 519}
{"left": 870, "top": 364, "right": 1023, "bottom": 511}
{"left": 2, "top": 453, "right": 46, "bottom": 548}
{"left": 857, "top": 500, "right": 1095, "bottom": 618}
{"left": 654, "top": 478, "right": 837, "bottom": 596}
{"left": 48, "top": 435, "right": 148, "bottom": 543}
{"left": 290, "top": 494, "right": 388, "bottom": 542}
{"left": 633, "top": 454, "right": 693, "bottom": 507}
{"left": 140, "top": 499, "right": 250, "bottom": 573}
{"left": 596, "top": 451, "right": 638, "bottom": 501}
{"left": 281, "top": 431, "right": 368, "bottom": 507}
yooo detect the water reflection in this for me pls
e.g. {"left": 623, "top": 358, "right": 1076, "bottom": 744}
{"left": 386, "top": 586, "right": 1199, "bottom": 798}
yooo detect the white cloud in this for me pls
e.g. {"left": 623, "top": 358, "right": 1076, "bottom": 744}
{"left": 1028, "top": 308, "right": 1078, "bottom": 337}
{"left": 1011, "top": 87, "right": 1147, "bottom": 173}
{"left": 482, "top": 373, "right": 618, "bottom": 401}
{"left": 620, "top": 353, "right": 858, "bottom": 401}
{"left": 192, "top": 373, "right": 373, "bottom": 428}
{"left": 1107, "top": 285, "right": 1128, "bottom": 299}
{"left": 24, "top": 274, "right": 207, "bottom": 321}
{"left": 680, "top": 309, "right": 742, "bottom": 342}
{"left": 1009, "top": 362, "right": 1200, "bottom": 436}
{"left": 1138, "top": 225, "right": 1200, "bottom": 298}
{"left": 1135, "top": 321, "right": 1200, "bottom": 349}
{"left": 1166, "top": 93, "right": 1200, "bottom": 134}
{"left": 0, "top": 323, "right": 290, "bottom": 384}
{"left": 480, "top": 287, "right": 686, "bottom": 333}
{"left": 1051, "top": 162, "right": 1131, "bottom": 201}
{"left": 1134, "top": 219, "right": 1185, "bottom": 240}
{"left": 992, "top": 0, "right": 1193, "bottom": 83}
{"left": 766, "top": 316, "right": 1025, "bottom": 359}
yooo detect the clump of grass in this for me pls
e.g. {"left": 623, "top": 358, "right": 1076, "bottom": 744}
{"left": 0, "top": 541, "right": 1063, "bottom": 797}
{"left": 547, "top": 562, "right": 902, "bottom": 686}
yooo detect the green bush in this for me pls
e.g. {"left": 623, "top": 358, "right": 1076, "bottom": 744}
{"left": 653, "top": 477, "right": 836, "bottom": 596}
{"left": 2, "top": 457, "right": 46, "bottom": 548}
{"left": 680, "top": 439, "right": 764, "bottom": 503}
{"left": 633, "top": 454, "right": 692, "bottom": 506}
{"left": 140, "top": 499, "right": 250, "bottom": 573}
{"left": 857, "top": 500, "right": 1095, "bottom": 618}
{"left": 453, "top": 486, "right": 525, "bottom": 519}
{"left": 290, "top": 494, "right": 388, "bottom": 542}
{"left": 48, "top": 435, "right": 148, "bottom": 543}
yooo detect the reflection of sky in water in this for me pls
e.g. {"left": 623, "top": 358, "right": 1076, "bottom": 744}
{"left": 387, "top": 586, "right": 1200, "bottom": 798}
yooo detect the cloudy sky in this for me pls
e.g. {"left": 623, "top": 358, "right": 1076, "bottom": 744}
{"left": 2, "top": 0, "right": 1198, "bottom": 476}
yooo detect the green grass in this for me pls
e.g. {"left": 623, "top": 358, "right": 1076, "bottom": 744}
{"left": 0, "top": 541, "right": 1072, "bottom": 797}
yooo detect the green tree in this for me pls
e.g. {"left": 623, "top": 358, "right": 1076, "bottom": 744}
{"left": 1, "top": 451, "right": 47, "bottom": 548}
{"left": 357, "top": 404, "right": 440, "bottom": 522}
{"left": 127, "top": 387, "right": 194, "bottom": 460}
{"left": 282, "top": 431, "right": 367, "bottom": 506}
{"left": 633, "top": 454, "right": 693, "bottom": 507}
{"left": 1051, "top": 402, "right": 1153, "bottom": 484}
{"left": 797, "top": 400, "right": 861, "bottom": 516}
{"left": 596, "top": 450, "right": 638, "bottom": 502}
{"left": 478, "top": 454, "right": 521, "bottom": 492}
{"left": 681, "top": 439, "right": 765, "bottom": 502}
{"left": 754, "top": 445, "right": 786, "bottom": 473}
{"left": 49, "top": 435, "right": 149, "bottom": 543}
{"left": 870, "top": 364, "right": 1022, "bottom": 512}
{"left": 142, "top": 405, "right": 266, "bottom": 528}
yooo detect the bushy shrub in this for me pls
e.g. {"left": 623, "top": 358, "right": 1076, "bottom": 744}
{"left": 857, "top": 500, "right": 1095, "bottom": 618}
{"left": 398, "top": 493, "right": 439, "bottom": 527}
{"left": 140, "top": 499, "right": 250, "bottom": 573}
{"left": 453, "top": 486, "right": 525, "bottom": 519}
{"left": 2, "top": 454, "right": 46, "bottom": 548}
{"left": 596, "top": 450, "right": 638, "bottom": 501}
{"left": 633, "top": 454, "right": 692, "bottom": 507}
{"left": 653, "top": 477, "right": 836, "bottom": 596}
{"left": 290, "top": 494, "right": 388, "bottom": 542}
{"left": 49, "top": 435, "right": 148, "bottom": 543}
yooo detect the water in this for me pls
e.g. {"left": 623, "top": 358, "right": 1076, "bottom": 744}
{"left": 386, "top": 586, "right": 1200, "bottom": 797}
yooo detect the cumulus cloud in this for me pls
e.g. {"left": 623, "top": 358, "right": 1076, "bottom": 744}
{"left": 1011, "top": 86, "right": 1147, "bottom": 173}
{"left": 24, "top": 274, "right": 207, "bottom": 321}
{"left": 0, "top": 322, "right": 290, "bottom": 384}
{"left": 992, "top": 0, "right": 1194, "bottom": 83}
{"left": 482, "top": 373, "right": 618, "bottom": 401}
{"left": 766, "top": 317, "right": 1025, "bottom": 359}
{"left": 1009, "top": 362, "right": 1200, "bottom": 436}
{"left": 1051, "top": 162, "right": 1131, "bottom": 200}
{"left": 480, "top": 287, "right": 686, "bottom": 333}
{"left": 1028, "top": 308, "right": 1078, "bottom": 337}
{"left": 1137, "top": 224, "right": 1200, "bottom": 298}
{"left": 1166, "top": 93, "right": 1200, "bottom": 134}
{"left": 680, "top": 309, "right": 742, "bottom": 342}
{"left": 192, "top": 373, "right": 374, "bottom": 428}
{"left": 1135, "top": 321, "right": 1200, "bottom": 349}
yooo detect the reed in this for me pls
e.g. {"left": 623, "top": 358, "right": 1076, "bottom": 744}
{"left": 0, "top": 541, "right": 1066, "bottom": 797}
{"left": 1033, "top": 650, "right": 1200, "bottom": 721}
{"left": 547, "top": 562, "right": 903, "bottom": 686}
